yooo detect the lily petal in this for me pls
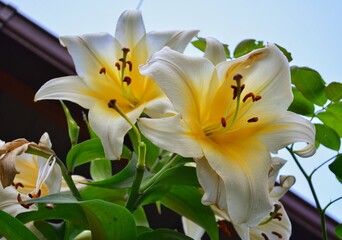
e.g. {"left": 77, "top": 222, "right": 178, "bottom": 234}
{"left": 181, "top": 217, "right": 205, "bottom": 240}
{"left": 257, "top": 111, "right": 316, "bottom": 157}
{"left": 144, "top": 97, "right": 176, "bottom": 118}
{"left": 138, "top": 115, "right": 203, "bottom": 158}
{"left": 204, "top": 37, "right": 226, "bottom": 65}
{"left": 89, "top": 102, "right": 145, "bottom": 160}
{"left": 115, "top": 10, "right": 145, "bottom": 48}
{"left": 34, "top": 76, "right": 98, "bottom": 109}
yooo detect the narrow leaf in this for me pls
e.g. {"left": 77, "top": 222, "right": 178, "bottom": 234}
{"left": 137, "top": 228, "right": 192, "bottom": 240}
{"left": 315, "top": 124, "right": 340, "bottom": 151}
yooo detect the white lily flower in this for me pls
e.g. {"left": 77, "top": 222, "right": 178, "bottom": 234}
{"left": 138, "top": 40, "right": 315, "bottom": 226}
{"left": 35, "top": 10, "right": 199, "bottom": 160}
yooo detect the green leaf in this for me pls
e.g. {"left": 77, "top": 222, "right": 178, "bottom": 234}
{"left": 79, "top": 200, "right": 136, "bottom": 240}
{"left": 33, "top": 221, "right": 63, "bottom": 240}
{"left": 60, "top": 101, "right": 80, "bottom": 146}
{"left": 291, "top": 66, "right": 327, "bottom": 106}
{"left": 0, "top": 210, "right": 39, "bottom": 240}
{"left": 90, "top": 159, "right": 112, "bottom": 181}
{"left": 326, "top": 82, "right": 342, "bottom": 102}
{"left": 133, "top": 207, "right": 149, "bottom": 227}
{"left": 288, "top": 87, "right": 315, "bottom": 116}
{"left": 151, "top": 166, "right": 200, "bottom": 188}
{"left": 275, "top": 43, "right": 293, "bottom": 62}
{"left": 329, "top": 154, "right": 342, "bottom": 182}
{"left": 315, "top": 124, "right": 340, "bottom": 151}
{"left": 335, "top": 224, "right": 342, "bottom": 239}
{"left": 160, "top": 186, "right": 218, "bottom": 240}
{"left": 233, "top": 39, "right": 263, "bottom": 58}
{"left": 137, "top": 228, "right": 192, "bottom": 240}
{"left": 66, "top": 138, "right": 108, "bottom": 172}
{"left": 192, "top": 37, "right": 230, "bottom": 58}
{"left": 81, "top": 186, "right": 127, "bottom": 203}
{"left": 22, "top": 192, "right": 78, "bottom": 204}
{"left": 317, "top": 112, "right": 342, "bottom": 137}
{"left": 86, "top": 153, "right": 137, "bottom": 188}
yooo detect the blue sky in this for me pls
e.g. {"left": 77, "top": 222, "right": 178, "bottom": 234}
{"left": 4, "top": 0, "right": 342, "bottom": 222}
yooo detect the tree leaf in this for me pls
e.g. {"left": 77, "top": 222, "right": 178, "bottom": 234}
{"left": 137, "top": 228, "right": 192, "bottom": 240}
{"left": 0, "top": 210, "right": 39, "bottom": 240}
{"left": 160, "top": 186, "right": 218, "bottom": 240}
{"left": 233, "top": 39, "right": 263, "bottom": 58}
{"left": 274, "top": 43, "right": 293, "bottom": 62}
{"left": 192, "top": 37, "right": 230, "bottom": 58}
{"left": 288, "top": 87, "right": 315, "bottom": 116}
{"left": 291, "top": 66, "right": 327, "bottom": 106}
{"left": 326, "top": 82, "right": 342, "bottom": 102}
{"left": 329, "top": 154, "right": 342, "bottom": 183}
{"left": 314, "top": 124, "right": 340, "bottom": 151}
{"left": 335, "top": 224, "right": 342, "bottom": 239}
{"left": 317, "top": 112, "right": 342, "bottom": 137}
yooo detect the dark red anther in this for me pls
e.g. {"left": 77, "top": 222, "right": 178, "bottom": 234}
{"left": 115, "top": 62, "right": 121, "bottom": 71}
{"left": 274, "top": 213, "right": 283, "bottom": 221}
{"left": 108, "top": 99, "right": 116, "bottom": 108}
{"left": 12, "top": 182, "right": 24, "bottom": 189}
{"left": 28, "top": 189, "right": 41, "bottom": 199}
{"left": 247, "top": 117, "right": 258, "bottom": 123}
{"left": 123, "top": 76, "right": 132, "bottom": 85}
{"left": 17, "top": 194, "right": 33, "bottom": 209}
{"left": 122, "top": 48, "right": 130, "bottom": 55}
{"left": 233, "top": 73, "right": 243, "bottom": 81}
{"left": 261, "top": 233, "right": 269, "bottom": 240}
{"left": 254, "top": 95, "right": 262, "bottom": 101}
{"left": 99, "top": 67, "right": 106, "bottom": 74}
{"left": 127, "top": 61, "right": 133, "bottom": 71}
{"left": 243, "top": 92, "right": 255, "bottom": 102}
{"left": 221, "top": 117, "right": 227, "bottom": 127}
{"left": 271, "top": 231, "right": 283, "bottom": 238}
{"left": 241, "top": 84, "right": 245, "bottom": 92}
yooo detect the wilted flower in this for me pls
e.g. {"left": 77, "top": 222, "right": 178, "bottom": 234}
{"left": 138, "top": 40, "right": 315, "bottom": 226}
{"left": 35, "top": 10, "right": 198, "bottom": 159}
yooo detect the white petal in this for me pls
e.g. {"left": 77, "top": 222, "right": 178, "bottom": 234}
{"left": 89, "top": 102, "right": 145, "bottom": 160}
{"left": 204, "top": 37, "right": 226, "bottom": 65}
{"left": 115, "top": 10, "right": 145, "bottom": 48}
{"left": 268, "top": 157, "right": 287, "bottom": 191}
{"left": 181, "top": 217, "right": 205, "bottom": 240}
{"left": 258, "top": 111, "right": 316, "bottom": 157}
{"left": 140, "top": 47, "right": 217, "bottom": 128}
{"left": 270, "top": 175, "right": 296, "bottom": 201}
{"left": 138, "top": 115, "right": 203, "bottom": 158}
{"left": 146, "top": 30, "right": 199, "bottom": 54}
{"left": 201, "top": 140, "right": 273, "bottom": 226}
{"left": 34, "top": 76, "right": 98, "bottom": 109}
{"left": 38, "top": 132, "right": 52, "bottom": 148}
{"left": 0, "top": 186, "right": 31, "bottom": 216}
{"left": 144, "top": 97, "right": 176, "bottom": 118}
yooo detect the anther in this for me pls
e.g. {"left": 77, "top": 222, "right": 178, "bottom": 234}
{"left": 231, "top": 85, "right": 238, "bottom": 100}
{"left": 261, "top": 233, "right": 269, "bottom": 240}
{"left": 221, "top": 117, "right": 227, "bottom": 127}
{"left": 123, "top": 76, "right": 132, "bottom": 85}
{"left": 99, "top": 67, "right": 106, "bottom": 74}
{"left": 247, "top": 117, "right": 258, "bottom": 123}
{"left": 271, "top": 231, "right": 283, "bottom": 238}
{"left": 233, "top": 73, "right": 243, "bottom": 81}
{"left": 12, "top": 182, "right": 24, "bottom": 189}
{"left": 17, "top": 194, "right": 33, "bottom": 209}
{"left": 254, "top": 95, "right": 262, "bottom": 101}
{"left": 241, "top": 84, "right": 245, "bottom": 92}
{"left": 274, "top": 213, "right": 283, "bottom": 221}
{"left": 28, "top": 189, "right": 41, "bottom": 199}
{"left": 115, "top": 62, "right": 121, "bottom": 71}
{"left": 122, "top": 48, "right": 130, "bottom": 55}
{"left": 126, "top": 61, "right": 133, "bottom": 71}
{"left": 108, "top": 99, "right": 116, "bottom": 109}
{"left": 243, "top": 92, "right": 255, "bottom": 102}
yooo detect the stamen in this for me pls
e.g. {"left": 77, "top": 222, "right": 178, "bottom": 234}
{"left": 271, "top": 231, "right": 283, "bottom": 238}
{"left": 115, "top": 62, "right": 121, "bottom": 71}
{"left": 241, "top": 84, "right": 245, "bottom": 92}
{"left": 122, "top": 47, "right": 130, "bottom": 55}
{"left": 126, "top": 61, "right": 133, "bottom": 71}
{"left": 12, "top": 182, "right": 24, "bottom": 189}
{"left": 221, "top": 117, "right": 227, "bottom": 127}
{"left": 17, "top": 194, "right": 33, "bottom": 209}
{"left": 247, "top": 117, "right": 258, "bottom": 123}
{"left": 274, "top": 213, "right": 283, "bottom": 221}
{"left": 28, "top": 189, "right": 41, "bottom": 199}
{"left": 233, "top": 73, "right": 243, "bottom": 81}
{"left": 99, "top": 67, "right": 106, "bottom": 74}
{"left": 254, "top": 95, "right": 262, "bottom": 101}
{"left": 123, "top": 76, "right": 132, "bottom": 85}
{"left": 261, "top": 233, "right": 269, "bottom": 240}
{"left": 231, "top": 85, "right": 238, "bottom": 100}
{"left": 108, "top": 99, "right": 116, "bottom": 109}
{"left": 243, "top": 92, "right": 255, "bottom": 102}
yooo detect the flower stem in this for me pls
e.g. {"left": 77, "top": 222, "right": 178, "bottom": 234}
{"left": 286, "top": 146, "right": 327, "bottom": 240}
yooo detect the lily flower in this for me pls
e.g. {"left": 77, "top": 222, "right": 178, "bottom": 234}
{"left": 182, "top": 157, "right": 294, "bottom": 240}
{"left": 138, "top": 41, "right": 315, "bottom": 226}
{"left": 0, "top": 133, "right": 62, "bottom": 209}
{"left": 35, "top": 10, "right": 199, "bottom": 159}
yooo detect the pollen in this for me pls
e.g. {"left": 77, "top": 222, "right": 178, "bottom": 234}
{"left": 271, "top": 231, "right": 283, "bottom": 238}
{"left": 243, "top": 92, "right": 255, "bottom": 102}
{"left": 108, "top": 99, "right": 116, "bottom": 108}
{"left": 247, "top": 117, "right": 258, "bottom": 123}
{"left": 261, "top": 233, "right": 269, "bottom": 240}
{"left": 115, "top": 62, "right": 121, "bottom": 71}
{"left": 254, "top": 95, "right": 262, "bottom": 101}
{"left": 127, "top": 61, "right": 133, "bottom": 71}
{"left": 221, "top": 117, "right": 227, "bottom": 127}
{"left": 99, "top": 67, "right": 106, "bottom": 74}
{"left": 123, "top": 76, "right": 132, "bottom": 85}
{"left": 233, "top": 73, "right": 243, "bottom": 81}
{"left": 28, "top": 189, "right": 41, "bottom": 199}
{"left": 17, "top": 194, "right": 33, "bottom": 209}
{"left": 12, "top": 182, "right": 24, "bottom": 189}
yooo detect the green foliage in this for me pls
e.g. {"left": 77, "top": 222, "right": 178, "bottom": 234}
{"left": 233, "top": 39, "right": 263, "bottom": 58}
{"left": 160, "top": 186, "right": 219, "bottom": 240}
{"left": 90, "top": 159, "right": 112, "bottom": 181}
{"left": 314, "top": 124, "right": 341, "bottom": 151}
{"left": 60, "top": 101, "right": 80, "bottom": 146}
{"left": 335, "top": 224, "right": 342, "bottom": 239}
{"left": 291, "top": 66, "right": 327, "bottom": 106}
{"left": 274, "top": 43, "right": 293, "bottom": 62}
{"left": 137, "top": 228, "right": 192, "bottom": 240}
{"left": 288, "top": 87, "right": 315, "bottom": 116}
{"left": 326, "top": 82, "right": 342, "bottom": 102}
{"left": 329, "top": 154, "right": 342, "bottom": 182}
{"left": 192, "top": 37, "right": 231, "bottom": 58}
{"left": 0, "top": 210, "right": 39, "bottom": 240}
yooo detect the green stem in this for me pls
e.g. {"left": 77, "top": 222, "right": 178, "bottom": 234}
{"left": 323, "top": 196, "right": 342, "bottom": 214}
{"left": 310, "top": 154, "right": 338, "bottom": 178}
{"left": 140, "top": 153, "right": 179, "bottom": 192}
{"left": 286, "top": 146, "right": 327, "bottom": 240}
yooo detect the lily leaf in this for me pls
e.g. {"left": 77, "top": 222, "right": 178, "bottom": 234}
{"left": 335, "top": 224, "right": 342, "bottom": 238}
{"left": 192, "top": 37, "right": 231, "bottom": 58}
{"left": 288, "top": 87, "right": 315, "bottom": 116}
{"left": 315, "top": 124, "right": 340, "bottom": 151}
{"left": 137, "top": 228, "right": 192, "bottom": 240}
{"left": 90, "top": 159, "right": 112, "bottom": 181}
{"left": 160, "top": 186, "right": 219, "bottom": 240}
{"left": 233, "top": 39, "right": 263, "bottom": 58}
{"left": 0, "top": 210, "right": 39, "bottom": 240}
{"left": 329, "top": 154, "right": 342, "bottom": 183}
{"left": 291, "top": 66, "right": 327, "bottom": 106}
{"left": 326, "top": 82, "right": 342, "bottom": 102}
